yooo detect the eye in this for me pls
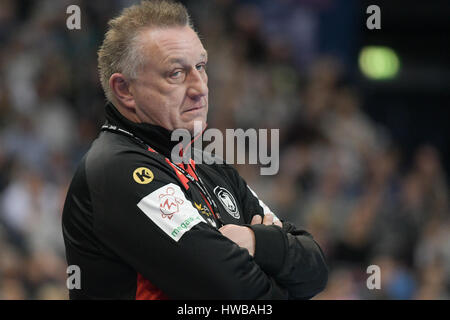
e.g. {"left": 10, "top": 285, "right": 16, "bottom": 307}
{"left": 196, "top": 63, "right": 207, "bottom": 72}
{"left": 170, "top": 70, "right": 184, "bottom": 79}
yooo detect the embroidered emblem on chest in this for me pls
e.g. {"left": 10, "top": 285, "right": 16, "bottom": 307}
{"left": 213, "top": 186, "right": 240, "bottom": 219}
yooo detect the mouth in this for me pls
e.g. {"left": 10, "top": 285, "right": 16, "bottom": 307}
{"left": 183, "top": 105, "right": 205, "bottom": 113}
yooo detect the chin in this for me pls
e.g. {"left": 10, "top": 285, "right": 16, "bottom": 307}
{"left": 187, "top": 119, "right": 206, "bottom": 135}
{"left": 178, "top": 111, "right": 207, "bottom": 134}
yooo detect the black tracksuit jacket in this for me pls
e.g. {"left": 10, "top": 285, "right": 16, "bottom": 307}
{"left": 62, "top": 103, "right": 328, "bottom": 299}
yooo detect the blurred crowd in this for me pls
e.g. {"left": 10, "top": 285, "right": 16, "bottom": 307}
{"left": 0, "top": 0, "right": 448, "bottom": 299}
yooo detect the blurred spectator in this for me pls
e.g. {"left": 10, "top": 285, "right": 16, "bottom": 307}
{"left": 0, "top": 0, "right": 448, "bottom": 299}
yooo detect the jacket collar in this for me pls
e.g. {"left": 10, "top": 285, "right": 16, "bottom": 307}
{"left": 104, "top": 102, "right": 202, "bottom": 160}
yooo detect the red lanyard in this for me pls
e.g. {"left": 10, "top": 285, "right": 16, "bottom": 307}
{"left": 101, "top": 124, "right": 224, "bottom": 227}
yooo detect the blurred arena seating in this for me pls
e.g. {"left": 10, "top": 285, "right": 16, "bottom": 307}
{"left": 0, "top": 0, "right": 448, "bottom": 299}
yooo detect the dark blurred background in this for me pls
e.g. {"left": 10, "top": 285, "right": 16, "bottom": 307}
{"left": 0, "top": 0, "right": 449, "bottom": 299}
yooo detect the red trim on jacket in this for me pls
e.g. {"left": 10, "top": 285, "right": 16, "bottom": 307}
{"left": 136, "top": 273, "right": 169, "bottom": 300}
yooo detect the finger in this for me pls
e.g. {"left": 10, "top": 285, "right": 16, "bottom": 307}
{"left": 274, "top": 219, "right": 283, "bottom": 227}
{"left": 263, "top": 213, "right": 274, "bottom": 226}
{"left": 251, "top": 215, "right": 262, "bottom": 225}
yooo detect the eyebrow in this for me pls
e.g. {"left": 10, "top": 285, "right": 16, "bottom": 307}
{"left": 166, "top": 52, "right": 208, "bottom": 65}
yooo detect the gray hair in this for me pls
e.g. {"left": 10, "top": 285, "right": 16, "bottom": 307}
{"left": 97, "top": 0, "right": 193, "bottom": 102}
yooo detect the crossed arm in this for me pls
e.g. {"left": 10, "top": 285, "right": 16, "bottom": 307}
{"left": 219, "top": 213, "right": 281, "bottom": 257}
{"left": 92, "top": 153, "right": 328, "bottom": 299}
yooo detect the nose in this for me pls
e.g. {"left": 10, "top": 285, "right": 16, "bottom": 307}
{"left": 186, "top": 68, "right": 208, "bottom": 100}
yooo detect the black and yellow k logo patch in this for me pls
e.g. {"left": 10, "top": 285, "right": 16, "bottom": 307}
{"left": 194, "top": 202, "right": 212, "bottom": 217}
{"left": 133, "top": 167, "right": 154, "bottom": 184}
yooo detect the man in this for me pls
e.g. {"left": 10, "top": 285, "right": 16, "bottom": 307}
{"left": 62, "top": 0, "right": 328, "bottom": 299}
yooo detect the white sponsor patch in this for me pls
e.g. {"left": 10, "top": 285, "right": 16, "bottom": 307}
{"left": 247, "top": 186, "right": 280, "bottom": 222}
{"left": 137, "top": 183, "right": 206, "bottom": 242}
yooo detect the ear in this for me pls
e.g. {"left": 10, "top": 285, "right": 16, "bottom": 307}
{"left": 109, "top": 73, "right": 136, "bottom": 111}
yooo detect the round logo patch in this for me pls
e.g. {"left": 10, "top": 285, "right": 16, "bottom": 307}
{"left": 133, "top": 167, "right": 154, "bottom": 184}
{"left": 214, "top": 186, "right": 240, "bottom": 219}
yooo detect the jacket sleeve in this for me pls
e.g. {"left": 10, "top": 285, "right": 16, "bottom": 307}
{"left": 87, "top": 149, "right": 290, "bottom": 299}
{"left": 223, "top": 165, "right": 329, "bottom": 299}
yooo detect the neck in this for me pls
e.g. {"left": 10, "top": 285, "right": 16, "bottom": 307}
{"left": 111, "top": 102, "right": 142, "bottom": 124}
{"left": 104, "top": 102, "right": 203, "bottom": 161}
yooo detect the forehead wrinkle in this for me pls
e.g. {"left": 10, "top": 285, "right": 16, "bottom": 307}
{"left": 137, "top": 27, "right": 207, "bottom": 74}
{"left": 149, "top": 30, "right": 205, "bottom": 63}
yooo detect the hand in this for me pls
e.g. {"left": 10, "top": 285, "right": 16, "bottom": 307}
{"left": 219, "top": 224, "right": 256, "bottom": 256}
{"left": 251, "top": 213, "right": 282, "bottom": 227}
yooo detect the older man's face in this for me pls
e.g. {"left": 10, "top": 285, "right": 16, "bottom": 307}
{"left": 129, "top": 26, "right": 208, "bottom": 134}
